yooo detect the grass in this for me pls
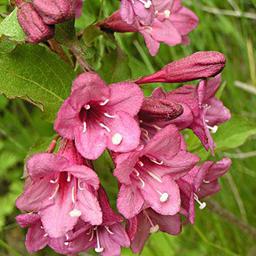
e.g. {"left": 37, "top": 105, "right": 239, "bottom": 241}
{"left": 0, "top": 0, "right": 256, "bottom": 255}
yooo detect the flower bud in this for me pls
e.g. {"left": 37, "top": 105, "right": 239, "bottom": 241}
{"left": 32, "top": 0, "right": 77, "bottom": 25}
{"left": 17, "top": 2, "right": 55, "bottom": 43}
{"left": 139, "top": 98, "right": 183, "bottom": 122}
{"left": 97, "top": 11, "right": 137, "bottom": 33}
{"left": 136, "top": 51, "right": 226, "bottom": 84}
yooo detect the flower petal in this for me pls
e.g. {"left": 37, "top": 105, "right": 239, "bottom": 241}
{"left": 117, "top": 185, "right": 144, "bottom": 219}
{"left": 106, "top": 111, "right": 141, "bottom": 153}
{"left": 77, "top": 188, "right": 103, "bottom": 225}
{"left": 108, "top": 82, "right": 144, "bottom": 116}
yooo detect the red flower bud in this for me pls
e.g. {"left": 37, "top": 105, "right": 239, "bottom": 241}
{"left": 97, "top": 11, "right": 137, "bottom": 33}
{"left": 136, "top": 51, "right": 226, "bottom": 85}
{"left": 139, "top": 98, "right": 183, "bottom": 122}
{"left": 32, "top": 0, "right": 77, "bottom": 25}
{"left": 17, "top": 2, "right": 54, "bottom": 43}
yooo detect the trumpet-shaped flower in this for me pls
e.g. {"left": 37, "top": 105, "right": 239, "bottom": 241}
{"left": 55, "top": 72, "right": 144, "bottom": 160}
{"left": 114, "top": 125, "right": 199, "bottom": 219}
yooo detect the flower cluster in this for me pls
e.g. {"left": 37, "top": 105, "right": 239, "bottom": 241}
{"left": 99, "top": 0, "right": 198, "bottom": 55}
{"left": 16, "top": 0, "right": 83, "bottom": 43}
{"left": 16, "top": 51, "right": 232, "bottom": 255}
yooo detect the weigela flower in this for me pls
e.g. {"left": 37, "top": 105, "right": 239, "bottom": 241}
{"left": 100, "top": 0, "right": 198, "bottom": 55}
{"left": 148, "top": 75, "right": 231, "bottom": 153}
{"left": 127, "top": 208, "right": 181, "bottom": 253}
{"left": 137, "top": 0, "right": 199, "bottom": 55}
{"left": 32, "top": 0, "right": 79, "bottom": 24}
{"left": 16, "top": 141, "right": 102, "bottom": 238}
{"left": 178, "top": 158, "right": 232, "bottom": 223}
{"left": 54, "top": 72, "right": 144, "bottom": 160}
{"left": 114, "top": 125, "right": 199, "bottom": 219}
{"left": 17, "top": 2, "right": 55, "bottom": 43}
{"left": 66, "top": 187, "right": 130, "bottom": 256}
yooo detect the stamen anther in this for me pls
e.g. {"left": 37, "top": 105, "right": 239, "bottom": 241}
{"left": 112, "top": 133, "right": 123, "bottom": 145}
{"left": 69, "top": 209, "right": 82, "bottom": 217}
{"left": 99, "top": 123, "right": 111, "bottom": 133}
{"left": 99, "top": 99, "right": 109, "bottom": 106}
{"left": 104, "top": 113, "right": 115, "bottom": 119}
{"left": 83, "top": 121, "right": 87, "bottom": 133}
{"left": 194, "top": 194, "right": 206, "bottom": 210}
{"left": 207, "top": 125, "right": 218, "bottom": 133}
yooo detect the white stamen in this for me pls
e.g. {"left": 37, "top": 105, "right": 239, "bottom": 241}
{"left": 150, "top": 158, "right": 164, "bottom": 165}
{"left": 134, "top": 169, "right": 140, "bottom": 177}
{"left": 164, "top": 9, "right": 171, "bottom": 18}
{"left": 71, "top": 186, "right": 76, "bottom": 204}
{"left": 99, "top": 99, "right": 109, "bottom": 106}
{"left": 67, "top": 173, "right": 71, "bottom": 182}
{"left": 150, "top": 225, "right": 160, "bottom": 233}
{"left": 112, "top": 133, "right": 123, "bottom": 145}
{"left": 43, "top": 233, "right": 48, "bottom": 237}
{"left": 88, "top": 229, "right": 94, "bottom": 241}
{"left": 194, "top": 194, "right": 206, "bottom": 210}
{"left": 139, "top": 0, "right": 152, "bottom": 8}
{"left": 143, "top": 210, "right": 159, "bottom": 233}
{"left": 207, "top": 125, "right": 218, "bottom": 133}
{"left": 138, "top": 177, "right": 145, "bottom": 188}
{"left": 95, "top": 229, "right": 104, "bottom": 253}
{"left": 69, "top": 209, "right": 82, "bottom": 217}
{"left": 49, "top": 184, "right": 59, "bottom": 200}
{"left": 159, "top": 192, "right": 169, "bottom": 203}
{"left": 64, "top": 242, "right": 69, "bottom": 246}
{"left": 83, "top": 121, "right": 87, "bottom": 133}
{"left": 148, "top": 171, "right": 162, "bottom": 183}
{"left": 50, "top": 178, "right": 58, "bottom": 184}
{"left": 104, "top": 112, "right": 115, "bottom": 119}
{"left": 105, "top": 226, "right": 114, "bottom": 235}
{"left": 138, "top": 161, "right": 144, "bottom": 167}
{"left": 85, "top": 104, "right": 91, "bottom": 110}
{"left": 203, "top": 179, "right": 210, "bottom": 184}
{"left": 99, "top": 122, "right": 111, "bottom": 133}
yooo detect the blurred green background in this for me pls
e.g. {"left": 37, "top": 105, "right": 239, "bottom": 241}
{"left": 0, "top": 0, "right": 256, "bottom": 255}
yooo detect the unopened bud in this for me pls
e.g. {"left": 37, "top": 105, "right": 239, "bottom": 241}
{"left": 139, "top": 98, "right": 183, "bottom": 122}
{"left": 17, "top": 2, "right": 54, "bottom": 43}
{"left": 97, "top": 11, "right": 137, "bottom": 33}
{"left": 32, "top": 0, "right": 77, "bottom": 25}
{"left": 136, "top": 51, "right": 226, "bottom": 84}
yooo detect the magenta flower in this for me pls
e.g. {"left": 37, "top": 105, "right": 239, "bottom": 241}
{"left": 114, "top": 125, "right": 199, "bottom": 219}
{"left": 75, "top": 0, "right": 83, "bottom": 17}
{"left": 100, "top": 0, "right": 198, "bottom": 55}
{"left": 127, "top": 208, "right": 181, "bottom": 253}
{"left": 178, "top": 158, "right": 232, "bottom": 223}
{"left": 149, "top": 75, "right": 231, "bottom": 152}
{"left": 120, "top": 0, "right": 154, "bottom": 25}
{"left": 66, "top": 187, "right": 130, "bottom": 256}
{"left": 137, "top": 0, "right": 199, "bottom": 55}
{"left": 54, "top": 72, "right": 144, "bottom": 160}
{"left": 16, "top": 141, "right": 102, "bottom": 238}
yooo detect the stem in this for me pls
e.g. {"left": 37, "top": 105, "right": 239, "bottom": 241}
{"left": 206, "top": 199, "right": 256, "bottom": 237}
{"left": 47, "top": 135, "right": 60, "bottom": 153}
{"left": 69, "top": 43, "right": 92, "bottom": 72}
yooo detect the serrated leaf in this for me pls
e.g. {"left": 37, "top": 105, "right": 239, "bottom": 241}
{"left": 0, "top": 44, "right": 76, "bottom": 122}
{"left": 0, "top": 8, "right": 25, "bottom": 42}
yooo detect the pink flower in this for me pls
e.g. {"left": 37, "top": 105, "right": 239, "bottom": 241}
{"left": 138, "top": 0, "right": 199, "bottom": 55}
{"left": 66, "top": 187, "right": 130, "bottom": 256}
{"left": 16, "top": 141, "right": 102, "bottom": 238}
{"left": 100, "top": 0, "right": 198, "bottom": 55}
{"left": 75, "top": 0, "right": 83, "bottom": 17}
{"left": 120, "top": 0, "right": 154, "bottom": 25}
{"left": 149, "top": 75, "right": 231, "bottom": 153}
{"left": 127, "top": 208, "right": 181, "bottom": 253}
{"left": 114, "top": 125, "right": 199, "bottom": 219}
{"left": 54, "top": 72, "right": 144, "bottom": 160}
{"left": 178, "top": 158, "right": 232, "bottom": 223}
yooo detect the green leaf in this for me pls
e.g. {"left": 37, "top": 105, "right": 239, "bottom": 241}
{"left": 54, "top": 20, "right": 76, "bottom": 46}
{"left": 0, "top": 8, "right": 25, "bottom": 42}
{"left": 0, "top": 44, "right": 76, "bottom": 122}
{"left": 213, "top": 115, "right": 256, "bottom": 150}
{"left": 99, "top": 46, "right": 132, "bottom": 83}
